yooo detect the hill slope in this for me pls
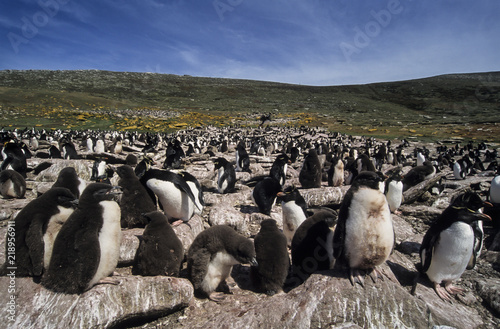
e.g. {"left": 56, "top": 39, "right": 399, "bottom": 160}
{"left": 0, "top": 70, "right": 499, "bottom": 141}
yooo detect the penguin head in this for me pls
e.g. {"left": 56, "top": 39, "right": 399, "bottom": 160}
{"left": 141, "top": 211, "right": 168, "bottom": 224}
{"left": 46, "top": 187, "right": 79, "bottom": 209}
{"left": 229, "top": 237, "right": 257, "bottom": 267}
{"left": 275, "top": 153, "right": 291, "bottom": 165}
{"left": 449, "top": 192, "right": 492, "bottom": 224}
{"left": 80, "top": 183, "right": 123, "bottom": 204}
{"left": 277, "top": 185, "right": 301, "bottom": 203}
{"left": 213, "top": 157, "right": 228, "bottom": 170}
{"left": 116, "top": 165, "right": 136, "bottom": 179}
{"left": 352, "top": 171, "right": 384, "bottom": 191}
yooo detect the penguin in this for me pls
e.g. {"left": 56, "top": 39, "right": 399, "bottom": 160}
{"left": 416, "top": 192, "right": 492, "bottom": 300}
{"left": 135, "top": 156, "right": 154, "bottom": 178}
{"left": 251, "top": 219, "right": 289, "bottom": 295}
{"left": 0, "top": 187, "right": 78, "bottom": 277}
{"left": 140, "top": 169, "right": 200, "bottom": 226}
{"left": 213, "top": 157, "right": 236, "bottom": 194}
{"left": 333, "top": 171, "right": 394, "bottom": 286}
{"left": 290, "top": 146, "right": 300, "bottom": 163}
{"left": 235, "top": 142, "right": 251, "bottom": 173}
{"left": 132, "top": 211, "right": 184, "bottom": 277}
{"left": 42, "top": 183, "right": 123, "bottom": 294}
{"left": 299, "top": 149, "right": 322, "bottom": 188}
{"left": 416, "top": 151, "right": 425, "bottom": 167}
{"left": 356, "top": 153, "right": 376, "bottom": 174}
{"left": 49, "top": 145, "right": 62, "bottom": 159}
{"left": 384, "top": 169, "right": 403, "bottom": 214}
{"left": 179, "top": 171, "right": 205, "bottom": 215}
{"left": 489, "top": 168, "right": 500, "bottom": 204}
{"left": 1, "top": 141, "right": 27, "bottom": 177}
{"left": 116, "top": 165, "right": 157, "bottom": 228}
{"left": 110, "top": 136, "right": 123, "bottom": 154}
{"left": 277, "top": 186, "right": 308, "bottom": 246}
{"left": 291, "top": 209, "right": 337, "bottom": 282}
{"left": 0, "top": 169, "right": 26, "bottom": 199}
{"left": 61, "top": 142, "right": 79, "bottom": 159}
{"left": 187, "top": 225, "right": 257, "bottom": 301}
{"left": 91, "top": 159, "right": 110, "bottom": 183}
{"left": 327, "top": 156, "right": 344, "bottom": 187}
{"left": 252, "top": 177, "right": 282, "bottom": 215}
{"left": 94, "top": 138, "right": 105, "bottom": 153}
{"left": 269, "top": 153, "right": 291, "bottom": 187}
{"left": 52, "top": 167, "right": 87, "bottom": 198}
{"left": 402, "top": 161, "right": 436, "bottom": 192}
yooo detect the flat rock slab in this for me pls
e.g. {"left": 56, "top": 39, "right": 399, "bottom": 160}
{"left": 0, "top": 276, "right": 193, "bottom": 329}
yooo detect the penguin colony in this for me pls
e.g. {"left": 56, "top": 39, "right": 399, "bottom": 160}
{"left": 0, "top": 125, "right": 498, "bottom": 307}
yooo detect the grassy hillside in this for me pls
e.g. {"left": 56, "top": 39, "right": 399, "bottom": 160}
{"left": 0, "top": 70, "right": 499, "bottom": 142}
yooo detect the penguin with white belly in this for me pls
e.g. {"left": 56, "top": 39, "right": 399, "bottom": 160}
{"left": 384, "top": 169, "right": 403, "bottom": 214}
{"left": 0, "top": 169, "right": 26, "bottom": 199}
{"left": 213, "top": 157, "right": 236, "bottom": 194}
{"left": 415, "top": 192, "right": 492, "bottom": 301}
{"left": 333, "top": 171, "right": 394, "bottom": 286}
{"left": 42, "top": 183, "right": 123, "bottom": 294}
{"left": 0, "top": 187, "right": 78, "bottom": 277}
{"left": 140, "top": 169, "right": 200, "bottom": 226}
{"left": 52, "top": 166, "right": 87, "bottom": 198}
{"left": 277, "top": 186, "right": 308, "bottom": 246}
{"left": 187, "top": 225, "right": 257, "bottom": 302}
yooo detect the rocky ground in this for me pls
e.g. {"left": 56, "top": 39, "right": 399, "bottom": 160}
{"left": 0, "top": 126, "right": 499, "bottom": 329}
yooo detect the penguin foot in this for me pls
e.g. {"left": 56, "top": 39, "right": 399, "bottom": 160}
{"left": 171, "top": 219, "right": 184, "bottom": 226}
{"left": 95, "top": 277, "right": 121, "bottom": 287}
{"left": 434, "top": 282, "right": 452, "bottom": 301}
{"left": 208, "top": 292, "right": 226, "bottom": 303}
{"left": 367, "top": 268, "right": 384, "bottom": 283}
{"left": 349, "top": 269, "right": 365, "bottom": 287}
{"left": 444, "top": 282, "right": 464, "bottom": 296}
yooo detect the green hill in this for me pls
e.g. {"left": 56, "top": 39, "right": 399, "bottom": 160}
{"left": 0, "top": 70, "right": 499, "bottom": 142}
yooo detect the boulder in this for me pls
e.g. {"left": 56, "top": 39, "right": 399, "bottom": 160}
{"left": 0, "top": 276, "right": 193, "bottom": 329}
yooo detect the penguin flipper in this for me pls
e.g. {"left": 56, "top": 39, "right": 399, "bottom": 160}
{"left": 173, "top": 179, "right": 200, "bottom": 211}
{"left": 25, "top": 214, "right": 45, "bottom": 276}
{"left": 420, "top": 230, "right": 440, "bottom": 273}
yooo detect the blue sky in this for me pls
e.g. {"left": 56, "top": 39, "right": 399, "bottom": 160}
{"left": 1, "top": 0, "right": 499, "bottom": 86}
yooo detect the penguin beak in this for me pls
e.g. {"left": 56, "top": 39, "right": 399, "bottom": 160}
{"left": 249, "top": 257, "right": 258, "bottom": 267}
{"left": 277, "top": 192, "right": 285, "bottom": 197}
{"left": 107, "top": 186, "right": 123, "bottom": 202}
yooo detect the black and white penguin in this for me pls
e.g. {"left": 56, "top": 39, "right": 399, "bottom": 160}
{"left": 327, "top": 156, "right": 344, "bottom": 187}
{"left": 140, "top": 169, "right": 200, "bottom": 226}
{"left": 187, "top": 225, "right": 257, "bottom": 301}
{"left": 42, "top": 183, "right": 123, "bottom": 294}
{"left": 277, "top": 186, "right": 308, "bottom": 246}
{"left": 402, "top": 161, "right": 436, "bottom": 192}
{"left": 1, "top": 141, "right": 27, "bottom": 177}
{"left": 0, "top": 169, "right": 26, "bottom": 199}
{"left": 132, "top": 211, "right": 184, "bottom": 277}
{"left": 0, "top": 187, "right": 78, "bottom": 277}
{"left": 417, "top": 192, "right": 492, "bottom": 300}
{"left": 52, "top": 167, "right": 86, "bottom": 199}
{"left": 489, "top": 168, "right": 500, "bottom": 204}
{"left": 251, "top": 219, "right": 290, "bottom": 295}
{"left": 235, "top": 142, "right": 251, "bottom": 173}
{"left": 116, "top": 165, "right": 157, "bottom": 228}
{"left": 213, "top": 157, "right": 236, "bottom": 194}
{"left": 384, "top": 170, "right": 403, "bottom": 214}
{"left": 291, "top": 209, "right": 337, "bottom": 282}
{"left": 269, "top": 153, "right": 291, "bottom": 187}
{"left": 299, "top": 149, "right": 322, "bottom": 189}
{"left": 179, "top": 171, "right": 205, "bottom": 215}
{"left": 333, "top": 171, "right": 394, "bottom": 286}
{"left": 252, "top": 177, "right": 282, "bottom": 215}
{"left": 134, "top": 156, "right": 154, "bottom": 178}
{"left": 49, "top": 145, "right": 62, "bottom": 159}
{"left": 91, "top": 159, "right": 109, "bottom": 183}
{"left": 61, "top": 142, "right": 79, "bottom": 160}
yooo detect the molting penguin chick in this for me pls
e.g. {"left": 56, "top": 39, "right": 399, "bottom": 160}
{"left": 132, "top": 211, "right": 184, "bottom": 277}
{"left": 277, "top": 186, "right": 308, "bottom": 246}
{"left": 187, "top": 225, "right": 257, "bottom": 302}
{"left": 1, "top": 141, "right": 28, "bottom": 177}
{"left": 0, "top": 187, "right": 77, "bottom": 277}
{"left": 417, "top": 192, "right": 492, "bottom": 301}
{"left": 52, "top": 166, "right": 86, "bottom": 198}
{"left": 0, "top": 169, "right": 26, "bottom": 199}
{"left": 291, "top": 209, "right": 337, "bottom": 283}
{"left": 42, "top": 183, "right": 123, "bottom": 294}
{"left": 213, "top": 157, "right": 236, "bottom": 194}
{"left": 252, "top": 177, "right": 282, "bottom": 215}
{"left": 299, "top": 149, "right": 322, "bottom": 188}
{"left": 333, "top": 171, "right": 394, "bottom": 286}
{"left": 116, "top": 165, "right": 157, "bottom": 228}
{"left": 251, "top": 219, "right": 289, "bottom": 296}
{"left": 327, "top": 156, "right": 344, "bottom": 187}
